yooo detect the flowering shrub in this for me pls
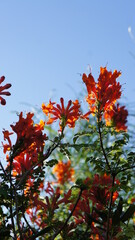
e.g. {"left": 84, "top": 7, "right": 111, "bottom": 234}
{"left": 0, "top": 67, "right": 135, "bottom": 240}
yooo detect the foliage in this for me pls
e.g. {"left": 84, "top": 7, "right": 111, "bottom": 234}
{"left": 0, "top": 67, "right": 135, "bottom": 240}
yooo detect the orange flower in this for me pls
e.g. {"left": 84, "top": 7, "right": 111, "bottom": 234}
{"left": 24, "top": 178, "right": 34, "bottom": 195}
{"left": 104, "top": 103, "right": 128, "bottom": 131}
{"left": 53, "top": 160, "right": 75, "bottom": 184}
{"left": 82, "top": 72, "right": 97, "bottom": 114}
{"left": 68, "top": 174, "right": 120, "bottom": 239}
{"left": 12, "top": 150, "right": 38, "bottom": 176}
{"left": 26, "top": 182, "right": 66, "bottom": 229}
{"left": 82, "top": 67, "right": 122, "bottom": 118}
{"left": 17, "top": 229, "right": 33, "bottom": 240}
{"left": 89, "top": 174, "right": 119, "bottom": 209}
{"left": 42, "top": 97, "right": 81, "bottom": 131}
{"left": 2, "top": 130, "right": 13, "bottom": 153}
{"left": 97, "top": 67, "right": 121, "bottom": 112}
{"left": 70, "top": 196, "right": 91, "bottom": 225}
{"left": 10, "top": 112, "right": 47, "bottom": 156}
{"left": 90, "top": 233, "right": 100, "bottom": 240}
{"left": 131, "top": 197, "right": 135, "bottom": 204}
{"left": 0, "top": 75, "right": 11, "bottom": 105}
{"left": 82, "top": 72, "right": 96, "bottom": 96}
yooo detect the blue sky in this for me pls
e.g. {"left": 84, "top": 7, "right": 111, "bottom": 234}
{"left": 0, "top": 0, "right": 135, "bottom": 136}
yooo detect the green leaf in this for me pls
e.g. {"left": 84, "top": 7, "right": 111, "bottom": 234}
{"left": 112, "top": 198, "right": 123, "bottom": 225}
{"left": 85, "top": 213, "right": 102, "bottom": 225}
{"left": 120, "top": 204, "right": 135, "bottom": 222}
{"left": 93, "top": 207, "right": 107, "bottom": 221}
{"left": 75, "top": 178, "right": 89, "bottom": 190}
{"left": 73, "top": 130, "right": 95, "bottom": 144}
{"left": 71, "top": 143, "right": 91, "bottom": 152}
{"left": 86, "top": 156, "right": 95, "bottom": 162}
{"left": 123, "top": 132, "right": 129, "bottom": 141}
{"left": 76, "top": 178, "right": 84, "bottom": 185}
{"left": 46, "top": 159, "right": 58, "bottom": 167}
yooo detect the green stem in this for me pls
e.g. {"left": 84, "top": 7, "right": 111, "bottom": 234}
{"left": 98, "top": 120, "right": 111, "bottom": 172}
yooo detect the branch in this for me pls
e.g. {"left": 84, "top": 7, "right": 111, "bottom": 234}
{"left": 0, "top": 161, "right": 7, "bottom": 177}
{"left": 9, "top": 156, "right": 17, "bottom": 239}
{"left": 30, "top": 190, "right": 83, "bottom": 239}
{"left": 52, "top": 189, "right": 83, "bottom": 240}
{"left": 106, "top": 174, "right": 115, "bottom": 240}
{"left": 22, "top": 211, "right": 36, "bottom": 234}
{"left": 14, "top": 190, "right": 23, "bottom": 240}
{"left": 98, "top": 121, "right": 111, "bottom": 172}
{"left": 15, "top": 139, "right": 60, "bottom": 189}
{"left": 29, "top": 225, "right": 55, "bottom": 240}
{"left": 117, "top": 165, "right": 135, "bottom": 174}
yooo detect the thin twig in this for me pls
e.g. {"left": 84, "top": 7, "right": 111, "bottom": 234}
{"left": 29, "top": 225, "right": 55, "bottom": 240}
{"left": 0, "top": 161, "right": 7, "bottom": 177}
{"left": 98, "top": 121, "right": 111, "bottom": 172}
{"left": 9, "top": 155, "right": 17, "bottom": 239}
{"left": 106, "top": 174, "right": 115, "bottom": 240}
{"left": 14, "top": 190, "right": 23, "bottom": 240}
{"left": 117, "top": 165, "right": 135, "bottom": 174}
{"left": 15, "top": 140, "right": 60, "bottom": 189}
{"left": 22, "top": 210, "right": 36, "bottom": 234}
{"left": 52, "top": 189, "right": 83, "bottom": 240}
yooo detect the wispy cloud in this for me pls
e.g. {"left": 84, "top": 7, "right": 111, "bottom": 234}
{"left": 128, "top": 26, "right": 135, "bottom": 43}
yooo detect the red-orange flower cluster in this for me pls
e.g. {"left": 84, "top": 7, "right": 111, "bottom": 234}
{"left": 2, "top": 112, "right": 47, "bottom": 175}
{"left": 89, "top": 173, "right": 119, "bottom": 209}
{"left": 0, "top": 75, "right": 11, "bottom": 105}
{"left": 70, "top": 174, "right": 119, "bottom": 239}
{"left": 82, "top": 67, "right": 121, "bottom": 114}
{"left": 53, "top": 160, "right": 75, "bottom": 184}
{"left": 2, "top": 130, "right": 13, "bottom": 153}
{"left": 2, "top": 112, "right": 47, "bottom": 176}
{"left": 9, "top": 112, "right": 47, "bottom": 155}
{"left": 12, "top": 150, "right": 38, "bottom": 176}
{"left": 82, "top": 67, "right": 128, "bottom": 131}
{"left": 26, "top": 182, "right": 72, "bottom": 229}
{"left": 42, "top": 97, "right": 81, "bottom": 131}
{"left": 104, "top": 103, "right": 128, "bottom": 131}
